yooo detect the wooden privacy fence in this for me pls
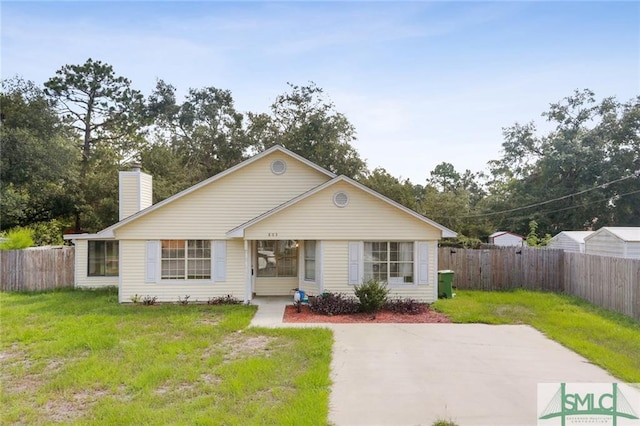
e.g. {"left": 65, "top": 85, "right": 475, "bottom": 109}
{"left": 564, "top": 252, "right": 639, "bottom": 320}
{"left": 438, "top": 247, "right": 565, "bottom": 292}
{"left": 438, "top": 247, "right": 640, "bottom": 320}
{"left": 0, "top": 247, "right": 74, "bottom": 292}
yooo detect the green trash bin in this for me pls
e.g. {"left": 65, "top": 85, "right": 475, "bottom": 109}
{"left": 437, "top": 270, "right": 455, "bottom": 299}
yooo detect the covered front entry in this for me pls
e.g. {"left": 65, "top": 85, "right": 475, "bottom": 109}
{"left": 253, "top": 240, "right": 299, "bottom": 296}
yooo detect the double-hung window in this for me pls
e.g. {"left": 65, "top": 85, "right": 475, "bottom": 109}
{"left": 364, "top": 242, "right": 413, "bottom": 284}
{"left": 88, "top": 241, "right": 119, "bottom": 276}
{"left": 161, "top": 240, "right": 211, "bottom": 280}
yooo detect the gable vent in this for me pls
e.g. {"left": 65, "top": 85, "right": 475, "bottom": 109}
{"left": 333, "top": 191, "right": 349, "bottom": 208}
{"left": 271, "top": 159, "right": 287, "bottom": 175}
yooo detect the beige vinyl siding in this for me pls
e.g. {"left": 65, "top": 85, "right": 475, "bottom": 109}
{"left": 140, "top": 173, "right": 153, "bottom": 211}
{"left": 627, "top": 242, "right": 640, "bottom": 259}
{"left": 243, "top": 181, "right": 442, "bottom": 240}
{"left": 254, "top": 277, "right": 297, "bottom": 296}
{"left": 119, "top": 239, "right": 245, "bottom": 303}
{"left": 319, "top": 240, "right": 437, "bottom": 303}
{"left": 115, "top": 152, "right": 330, "bottom": 240}
{"left": 119, "top": 172, "right": 140, "bottom": 220}
{"left": 73, "top": 239, "right": 119, "bottom": 289}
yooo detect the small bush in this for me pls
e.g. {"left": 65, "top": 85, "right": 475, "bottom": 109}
{"left": 178, "top": 295, "right": 190, "bottom": 305}
{"left": 384, "top": 298, "right": 426, "bottom": 315}
{"left": 207, "top": 295, "right": 242, "bottom": 305}
{"left": 0, "top": 228, "right": 34, "bottom": 250}
{"left": 141, "top": 295, "right": 157, "bottom": 305}
{"left": 354, "top": 280, "right": 389, "bottom": 313}
{"left": 308, "top": 292, "right": 360, "bottom": 316}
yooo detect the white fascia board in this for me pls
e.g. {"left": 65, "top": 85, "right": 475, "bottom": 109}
{"left": 63, "top": 233, "right": 116, "bottom": 241}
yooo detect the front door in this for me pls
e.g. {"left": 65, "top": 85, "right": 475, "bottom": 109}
{"left": 254, "top": 240, "right": 299, "bottom": 296}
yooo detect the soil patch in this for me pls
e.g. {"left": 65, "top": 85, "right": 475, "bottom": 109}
{"left": 283, "top": 304, "right": 451, "bottom": 323}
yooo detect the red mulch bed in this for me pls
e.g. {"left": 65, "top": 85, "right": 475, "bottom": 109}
{"left": 283, "top": 304, "right": 451, "bottom": 323}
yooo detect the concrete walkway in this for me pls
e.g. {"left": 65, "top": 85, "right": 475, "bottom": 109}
{"left": 249, "top": 298, "right": 619, "bottom": 425}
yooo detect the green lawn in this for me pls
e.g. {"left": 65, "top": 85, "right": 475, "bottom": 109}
{"left": 432, "top": 289, "right": 640, "bottom": 383}
{"left": 1, "top": 288, "right": 332, "bottom": 425}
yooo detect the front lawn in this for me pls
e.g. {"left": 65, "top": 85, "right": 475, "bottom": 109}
{"left": 1, "top": 288, "right": 332, "bottom": 425}
{"left": 432, "top": 289, "right": 640, "bottom": 383}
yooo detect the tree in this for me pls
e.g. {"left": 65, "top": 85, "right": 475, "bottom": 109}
{"left": 360, "top": 168, "right": 418, "bottom": 210}
{"left": 0, "top": 77, "right": 79, "bottom": 230}
{"left": 487, "top": 90, "right": 640, "bottom": 235}
{"left": 147, "top": 81, "right": 250, "bottom": 187}
{"left": 251, "top": 82, "right": 367, "bottom": 178}
{"left": 44, "top": 58, "right": 146, "bottom": 231}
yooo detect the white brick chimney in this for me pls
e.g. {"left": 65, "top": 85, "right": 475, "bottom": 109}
{"left": 118, "top": 163, "right": 153, "bottom": 220}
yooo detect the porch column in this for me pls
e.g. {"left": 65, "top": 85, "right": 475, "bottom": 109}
{"left": 243, "top": 239, "right": 251, "bottom": 304}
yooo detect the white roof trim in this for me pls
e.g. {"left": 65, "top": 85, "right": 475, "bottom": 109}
{"left": 63, "top": 232, "right": 115, "bottom": 241}
{"left": 227, "top": 175, "right": 457, "bottom": 238}
{"left": 100, "top": 145, "right": 336, "bottom": 234}
{"left": 584, "top": 227, "right": 640, "bottom": 242}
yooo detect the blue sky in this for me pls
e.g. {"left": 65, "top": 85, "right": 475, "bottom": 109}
{"left": 2, "top": 1, "right": 638, "bottom": 183}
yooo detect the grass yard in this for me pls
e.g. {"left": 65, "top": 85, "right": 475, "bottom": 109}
{"left": 432, "top": 289, "right": 640, "bottom": 383}
{"left": 1, "top": 288, "right": 332, "bottom": 425}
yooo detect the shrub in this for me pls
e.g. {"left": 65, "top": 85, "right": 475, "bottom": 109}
{"left": 354, "top": 280, "right": 389, "bottom": 313}
{"left": 384, "top": 298, "right": 426, "bottom": 315}
{"left": 141, "top": 295, "right": 157, "bottom": 305}
{"left": 207, "top": 295, "right": 242, "bottom": 305}
{"left": 308, "top": 292, "right": 360, "bottom": 316}
{"left": 178, "top": 295, "right": 190, "bottom": 305}
{"left": 29, "top": 220, "right": 65, "bottom": 246}
{"left": 0, "top": 228, "right": 34, "bottom": 250}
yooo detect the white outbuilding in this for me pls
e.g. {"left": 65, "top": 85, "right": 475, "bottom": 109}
{"left": 488, "top": 231, "right": 525, "bottom": 247}
{"left": 584, "top": 227, "right": 640, "bottom": 259}
{"left": 547, "top": 231, "right": 594, "bottom": 253}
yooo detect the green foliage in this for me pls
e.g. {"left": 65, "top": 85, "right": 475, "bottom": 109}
{"left": 28, "top": 220, "right": 65, "bottom": 246}
{"left": 433, "top": 290, "right": 640, "bottom": 382}
{"left": 254, "top": 82, "right": 367, "bottom": 179}
{"left": 525, "top": 220, "right": 552, "bottom": 247}
{"left": 432, "top": 419, "right": 460, "bottom": 426}
{"left": 0, "top": 77, "right": 80, "bottom": 229}
{"left": 308, "top": 292, "right": 360, "bottom": 315}
{"left": 0, "top": 228, "right": 34, "bottom": 250}
{"left": 0, "top": 290, "right": 332, "bottom": 424}
{"left": 353, "top": 280, "right": 390, "bottom": 314}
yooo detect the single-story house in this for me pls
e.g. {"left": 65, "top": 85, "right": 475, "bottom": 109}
{"left": 488, "top": 231, "right": 524, "bottom": 247}
{"left": 64, "top": 145, "right": 456, "bottom": 303}
{"left": 547, "top": 231, "right": 594, "bottom": 253}
{"left": 584, "top": 227, "right": 640, "bottom": 259}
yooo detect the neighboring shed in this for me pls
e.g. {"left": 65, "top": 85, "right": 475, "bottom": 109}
{"left": 547, "top": 231, "right": 594, "bottom": 253}
{"left": 584, "top": 227, "right": 640, "bottom": 259}
{"left": 488, "top": 231, "right": 524, "bottom": 247}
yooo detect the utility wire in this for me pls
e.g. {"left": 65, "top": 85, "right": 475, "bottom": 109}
{"left": 459, "top": 172, "right": 639, "bottom": 219}
{"left": 484, "top": 188, "right": 640, "bottom": 223}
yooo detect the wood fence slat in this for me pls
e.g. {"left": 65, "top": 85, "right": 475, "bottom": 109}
{"left": 0, "top": 247, "right": 75, "bottom": 292}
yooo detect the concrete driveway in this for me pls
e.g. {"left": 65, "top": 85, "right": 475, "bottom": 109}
{"left": 249, "top": 299, "right": 618, "bottom": 425}
{"left": 328, "top": 323, "right": 616, "bottom": 426}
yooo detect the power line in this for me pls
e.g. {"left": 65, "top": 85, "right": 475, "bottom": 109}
{"left": 489, "top": 188, "right": 640, "bottom": 223}
{"left": 460, "top": 172, "right": 638, "bottom": 219}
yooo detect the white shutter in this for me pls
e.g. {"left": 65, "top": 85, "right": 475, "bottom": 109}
{"left": 315, "top": 241, "right": 323, "bottom": 290}
{"left": 214, "top": 241, "right": 227, "bottom": 282}
{"left": 348, "top": 241, "right": 362, "bottom": 285}
{"left": 417, "top": 242, "right": 429, "bottom": 285}
{"left": 145, "top": 241, "right": 159, "bottom": 283}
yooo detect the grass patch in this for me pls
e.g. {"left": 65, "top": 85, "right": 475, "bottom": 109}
{"left": 1, "top": 288, "right": 332, "bottom": 425}
{"left": 432, "top": 289, "right": 640, "bottom": 382}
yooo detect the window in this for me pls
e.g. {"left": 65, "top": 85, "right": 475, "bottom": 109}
{"left": 88, "top": 241, "right": 119, "bottom": 276}
{"left": 256, "top": 240, "right": 298, "bottom": 277}
{"left": 304, "top": 240, "right": 316, "bottom": 281}
{"left": 161, "top": 240, "right": 211, "bottom": 280}
{"left": 364, "top": 242, "right": 413, "bottom": 284}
